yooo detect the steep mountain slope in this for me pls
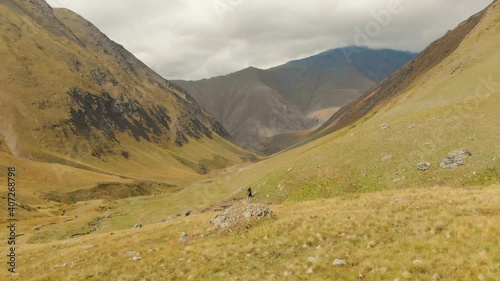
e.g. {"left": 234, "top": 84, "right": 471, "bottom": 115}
{"left": 175, "top": 48, "right": 416, "bottom": 152}
{"left": 0, "top": 0, "right": 253, "bottom": 188}
{"left": 313, "top": 8, "right": 492, "bottom": 139}
{"left": 264, "top": 47, "right": 416, "bottom": 114}
{"left": 177, "top": 67, "right": 307, "bottom": 152}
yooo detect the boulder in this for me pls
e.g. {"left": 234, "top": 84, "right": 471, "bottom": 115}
{"left": 210, "top": 203, "right": 273, "bottom": 231}
{"left": 417, "top": 162, "right": 431, "bottom": 171}
{"left": 178, "top": 232, "right": 189, "bottom": 243}
{"left": 381, "top": 155, "right": 392, "bottom": 162}
{"left": 166, "top": 215, "right": 177, "bottom": 221}
{"left": 333, "top": 259, "right": 347, "bottom": 266}
{"left": 440, "top": 148, "right": 471, "bottom": 169}
{"left": 184, "top": 209, "right": 192, "bottom": 216}
{"left": 307, "top": 257, "right": 317, "bottom": 263}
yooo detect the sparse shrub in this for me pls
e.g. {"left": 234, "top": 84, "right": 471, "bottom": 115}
{"left": 121, "top": 150, "right": 129, "bottom": 159}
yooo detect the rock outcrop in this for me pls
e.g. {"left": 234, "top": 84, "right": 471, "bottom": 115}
{"left": 440, "top": 149, "right": 472, "bottom": 169}
{"left": 210, "top": 203, "right": 273, "bottom": 231}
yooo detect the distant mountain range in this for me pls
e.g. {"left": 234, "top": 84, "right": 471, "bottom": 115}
{"left": 175, "top": 47, "right": 417, "bottom": 153}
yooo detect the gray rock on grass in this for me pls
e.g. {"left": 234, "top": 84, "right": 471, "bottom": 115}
{"left": 382, "top": 155, "right": 392, "bottom": 162}
{"left": 178, "top": 232, "right": 189, "bottom": 243}
{"left": 333, "top": 259, "right": 347, "bottom": 266}
{"left": 210, "top": 203, "right": 273, "bottom": 230}
{"left": 417, "top": 162, "right": 431, "bottom": 171}
{"left": 307, "top": 257, "right": 317, "bottom": 263}
{"left": 440, "top": 148, "right": 471, "bottom": 169}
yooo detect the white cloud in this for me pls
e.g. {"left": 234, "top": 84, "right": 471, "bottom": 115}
{"left": 47, "top": 0, "right": 493, "bottom": 80}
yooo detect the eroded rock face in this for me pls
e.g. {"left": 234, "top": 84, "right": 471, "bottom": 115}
{"left": 440, "top": 148, "right": 472, "bottom": 169}
{"left": 209, "top": 203, "right": 273, "bottom": 231}
{"left": 68, "top": 87, "right": 171, "bottom": 141}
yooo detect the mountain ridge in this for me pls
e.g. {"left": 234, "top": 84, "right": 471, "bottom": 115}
{"left": 175, "top": 47, "right": 417, "bottom": 153}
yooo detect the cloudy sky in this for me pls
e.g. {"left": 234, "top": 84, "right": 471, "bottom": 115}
{"left": 47, "top": 0, "right": 493, "bottom": 80}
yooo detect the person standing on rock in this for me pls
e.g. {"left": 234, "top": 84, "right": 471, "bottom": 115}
{"left": 247, "top": 187, "right": 253, "bottom": 203}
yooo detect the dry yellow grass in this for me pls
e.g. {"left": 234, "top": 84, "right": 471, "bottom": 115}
{"left": 1, "top": 185, "right": 498, "bottom": 280}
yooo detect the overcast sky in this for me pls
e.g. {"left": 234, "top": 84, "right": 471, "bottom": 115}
{"left": 46, "top": 0, "right": 493, "bottom": 80}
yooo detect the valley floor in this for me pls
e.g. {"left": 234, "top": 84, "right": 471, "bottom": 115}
{"left": 2, "top": 185, "right": 498, "bottom": 281}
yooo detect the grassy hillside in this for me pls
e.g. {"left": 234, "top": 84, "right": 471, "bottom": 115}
{"left": 1, "top": 185, "right": 497, "bottom": 280}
